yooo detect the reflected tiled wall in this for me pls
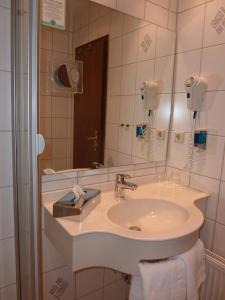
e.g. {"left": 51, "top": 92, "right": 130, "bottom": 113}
{"left": 167, "top": 0, "right": 225, "bottom": 260}
{"left": 91, "top": 0, "right": 177, "bottom": 31}
{"left": 39, "top": 18, "right": 74, "bottom": 172}
{"left": 73, "top": 0, "right": 175, "bottom": 166}
{"left": 0, "top": 1, "right": 17, "bottom": 299}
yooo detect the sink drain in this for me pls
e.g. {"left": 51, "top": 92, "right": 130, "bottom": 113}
{"left": 129, "top": 226, "right": 141, "bottom": 232}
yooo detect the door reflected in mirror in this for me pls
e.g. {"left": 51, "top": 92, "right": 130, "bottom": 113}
{"left": 39, "top": 0, "right": 176, "bottom": 174}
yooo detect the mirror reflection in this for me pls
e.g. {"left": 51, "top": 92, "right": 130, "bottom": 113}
{"left": 39, "top": 0, "right": 176, "bottom": 174}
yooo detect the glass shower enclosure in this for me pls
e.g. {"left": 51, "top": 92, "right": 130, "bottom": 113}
{"left": 11, "top": 0, "right": 42, "bottom": 298}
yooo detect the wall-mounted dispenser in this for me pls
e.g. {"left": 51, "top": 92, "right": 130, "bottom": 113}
{"left": 185, "top": 76, "right": 207, "bottom": 118}
{"left": 194, "top": 129, "right": 207, "bottom": 150}
{"left": 52, "top": 58, "right": 83, "bottom": 94}
{"left": 140, "top": 80, "right": 162, "bottom": 115}
{"left": 184, "top": 76, "right": 208, "bottom": 170}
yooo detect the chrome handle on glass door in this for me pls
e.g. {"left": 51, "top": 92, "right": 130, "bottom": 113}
{"left": 87, "top": 130, "right": 98, "bottom": 151}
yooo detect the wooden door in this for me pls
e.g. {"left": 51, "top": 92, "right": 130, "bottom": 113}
{"left": 74, "top": 35, "right": 108, "bottom": 168}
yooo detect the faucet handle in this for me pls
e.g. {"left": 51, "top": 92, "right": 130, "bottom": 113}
{"left": 116, "top": 174, "right": 131, "bottom": 182}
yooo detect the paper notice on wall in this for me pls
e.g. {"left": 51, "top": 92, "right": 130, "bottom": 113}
{"left": 41, "top": 0, "right": 66, "bottom": 30}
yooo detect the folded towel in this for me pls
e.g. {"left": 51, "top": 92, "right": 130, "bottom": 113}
{"left": 129, "top": 239, "right": 206, "bottom": 300}
{"left": 179, "top": 239, "right": 206, "bottom": 300}
{"left": 141, "top": 258, "right": 186, "bottom": 300}
{"left": 129, "top": 276, "right": 144, "bottom": 300}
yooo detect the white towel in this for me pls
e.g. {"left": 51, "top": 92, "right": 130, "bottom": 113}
{"left": 129, "top": 276, "right": 145, "bottom": 300}
{"left": 129, "top": 239, "right": 206, "bottom": 300}
{"left": 179, "top": 239, "right": 206, "bottom": 300}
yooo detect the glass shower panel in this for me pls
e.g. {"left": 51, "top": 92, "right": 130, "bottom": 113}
{"left": 12, "top": 0, "right": 42, "bottom": 298}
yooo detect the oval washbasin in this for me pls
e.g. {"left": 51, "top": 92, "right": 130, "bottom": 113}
{"left": 107, "top": 198, "right": 189, "bottom": 235}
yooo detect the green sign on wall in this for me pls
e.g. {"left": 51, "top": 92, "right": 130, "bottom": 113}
{"left": 41, "top": 0, "right": 66, "bottom": 30}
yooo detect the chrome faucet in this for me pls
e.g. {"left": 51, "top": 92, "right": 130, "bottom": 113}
{"left": 115, "top": 174, "right": 138, "bottom": 198}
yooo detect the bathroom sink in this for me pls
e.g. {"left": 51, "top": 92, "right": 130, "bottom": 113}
{"left": 108, "top": 198, "right": 189, "bottom": 234}
{"left": 43, "top": 181, "right": 208, "bottom": 274}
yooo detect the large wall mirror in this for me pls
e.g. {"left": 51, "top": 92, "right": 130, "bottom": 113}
{"left": 39, "top": 0, "right": 176, "bottom": 174}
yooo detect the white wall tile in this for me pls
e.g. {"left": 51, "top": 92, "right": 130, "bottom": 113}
{"left": 167, "top": 132, "right": 191, "bottom": 169}
{"left": 105, "top": 124, "right": 118, "bottom": 150}
{"left": 119, "top": 96, "right": 135, "bottom": 125}
{"left": 52, "top": 31, "right": 69, "bottom": 53}
{"left": 75, "top": 268, "right": 104, "bottom": 298}
{"left": 122, "top": 31, "right": 138, "bottom": 64}
{"left": 0, "top": 132, "right": 13, "bottom": 187}
{"left": 109, "top": 11, "right": 124, "bottom": 39}
{"left": 200, "top": 218, "right": 215, "bottom": 250}
{"left": 79, "top": 289, "right": 103, "bottom": 300}
{"left": 170, "top": 0, "right": 178, "bottom": 12}
{"left": 192, "top": 135, "right": 225, "bottom": 179}
{"left": 136, "top": 60, "right": 154, "bottom": 94}
{"left": 166, "top": 166, "right": 190, "bottom": 186}
{"left": 156, "top": 28, "right": 176, "bottom": 57}
{"left": 177, "top": 5, "right": 205, "bottom": 53}
{"left": 201, "top": 44, "right": 225, "bottom": 91}
{"left": 155, "top": 55, "right": 174, "bottom": 93}
{"left": 123, "top": 14, "right": 147, "bottom": 34}
{"left": 213, "top": 223, "right": 225, "bottom": 258}
{"left": 217, "top": 181, "right": 225, "bottom": 225}
{"left": 121, "top": 64, "right": 137, "bottom": 95}
{"left": 106, "top": 96, "right": 120, "bottom": 124}
{"left": 0, "top": 0, "right": 10, "bottom": 8}
{"left": 0, "top": 238, "right": 16, "bottom": 288}
{"left": 199, "top": 91, "right": 225, "bottom": 136}
{"left": 134, "top": 95, "right": 153, "bottom": 125}
{"left": 190, "top": 174, "right": 220, "bottom": 220}
{"left": 168, "top": 11, "right": 177, "bottom": 31}
{"left": 103, "top": 280, "right": 127, "bottom": 300}
{"left": 151, "top": 0, "right": 170, "bottom": 9}
{"left": 118, "top": 126, "right": 133, "bottom": 155}
{"left": 222, "top": 152, "right": 225, "bottom": 181}
{"left": 0, "top": 71, "right": 11, "bottom": 130}
{"left": 174, "top": 49, "right": 201, "bottom": 92}
{"left": 137, "top": 25, "right": 157, "bottom": 62}
{"left": 109, "top": 37, "right": 122, "bottom": 67}
{"left": 145, "top": 2, "right": 169, "bottom": 28}
{"left": 103, "top": 268, "right": 122, "bottom": 285}
{"left": 203, "top": 0, "right": 225, "bottom": 47}
{"left": 178, "top": 0, "right": 205, "bottom": 13}
{"left": 43, "top": 266, "right": 75, "bottom": 300}
{"left": 107, "top": 67, "right": 122, "bottom": 96}
{"left": 42, "top": 233, "right": 65, "bottom": 273}
{"left": 117, "top": 0, "right": 145, "bottom": 19}
{"left": 117, "top": 152, "right": 132, "bottom": 165}
{"left": 0, "top": 188, "right": 14, "bottom": 239}
{"left": 0, "top": 7, "right": 10, "bottom": 71}
{"left": 172, "top": 93, "right": 193, "bottom": 132}
{"left": 1, "top": 284, "right": 17, "bottom": 300}
{"left": 154, "top": 94, "right": 171, "bottom": 129}
{"left": 78, "top": 174, "right": 108, "bottom": 185}
{"left": 92, "top": 0, "right": 116, "bottom": 9}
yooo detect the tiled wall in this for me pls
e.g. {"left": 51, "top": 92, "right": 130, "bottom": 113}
{"left": 91, "top": 0, "right": 177, "bottom": 31}
{"left": 167, "top": 0, "right": 225, "bottom": 261}
{"left": 39, "top": 16, "right": 74, "bottom": 172}
{"left": 73, "top": 0, "right": 175, "bottom": 166}
{"left": 0, "top": 1, "right": 17, "bottom": 299}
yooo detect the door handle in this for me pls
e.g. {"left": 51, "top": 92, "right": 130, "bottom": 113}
{"left": 87, "top": 130, "right": 98, "bottom": 151}
{"left": 87, "top": 130, "right": 98, "bottom": 141}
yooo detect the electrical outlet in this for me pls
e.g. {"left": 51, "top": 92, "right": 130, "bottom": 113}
{"left": 156, "top": 129, "right": 166, "bottom": 140}
{"left": 174, "top": 131, "right": 185, "bottom": 143}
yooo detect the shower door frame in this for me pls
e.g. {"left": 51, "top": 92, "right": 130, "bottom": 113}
{"left": 11, "top": 0, "right": 42, "bottom": 298}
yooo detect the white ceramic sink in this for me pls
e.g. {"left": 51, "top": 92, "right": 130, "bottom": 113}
{"left": 43, "top": 181, "right": 208, "bottom": 274}
{"left": 108, "top": 199, "right": 189, "bottom": 234}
